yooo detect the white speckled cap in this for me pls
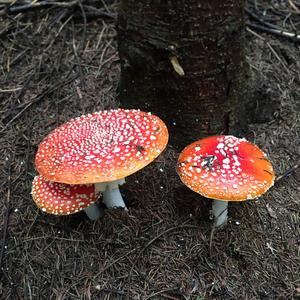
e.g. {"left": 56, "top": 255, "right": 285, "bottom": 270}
{"left": 177, "top": 135, "right": 275, "bottom": 201}
{"left": 35, "top": 109, "right": 169, "bottom": 184}
{"left": 31, "top": 175, "right": 99, "bottom": 215}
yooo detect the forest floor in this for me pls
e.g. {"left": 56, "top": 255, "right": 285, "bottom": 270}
{"left": 0, "top": 1, "right": 299, "bottom": 299}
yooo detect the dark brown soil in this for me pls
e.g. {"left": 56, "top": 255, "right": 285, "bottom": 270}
{"left": 0, "top": 1, "right": 299, "bottom": 299}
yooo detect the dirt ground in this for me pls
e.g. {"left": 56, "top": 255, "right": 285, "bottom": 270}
{"left": 0, "top": 1, "right": 299, "bottom": 299}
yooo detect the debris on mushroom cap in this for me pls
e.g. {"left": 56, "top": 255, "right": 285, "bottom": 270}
{"left": 31, "top": 175, "right": 100, "bottom": 215}
{"left": 35, "top": 109, "right": 169, "bottom": 184}
{"left": 177, "top": 135, "right": 275, "bottom": 201}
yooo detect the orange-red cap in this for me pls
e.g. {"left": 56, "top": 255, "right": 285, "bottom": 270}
{"left": 35, "top": 109, "right": 169, "bottom": 184}
{"left": 177, "top": 135, "right": 275, "bottom": 201}
{"left": 31, "top": 175, "right": 100, "bottom": 215}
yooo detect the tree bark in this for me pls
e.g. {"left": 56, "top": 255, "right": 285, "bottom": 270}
{"left": 118, "top": 0, "right": 251, "bottom": 149}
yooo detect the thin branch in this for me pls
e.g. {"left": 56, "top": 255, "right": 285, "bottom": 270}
{"left": 0, "top": 87, "right": 22, "bottom": 92}
{"left": 80, "top": 5, "right": 117, "bottom": 20}
{"left": 0, "top": 73, "right": 79, "bottom": 133}
{"left": 6, "top": 0, "right": 80, "bottom": 14}
{"left": 276, "top": 163, "right": 300, "bottom": 183}
{"left": 288, "top": 0, "right": 300, "bottom": 14}
{"left": 129, "top": 224, "right": 198, "bottom": 275}
{"left": 79, "top": 1, "right": 87, "bottom": 50}
{"left": 0, "top": 163, "right": 12, "bottom": 278}
{"left": 246, "top": 22, "right": 300, "bottom": 43}
{"left": 245, "top": 7, "right": 280, "bottom": 30}
{"left": 0, "top": 209, "right": 12, "bottom": 274}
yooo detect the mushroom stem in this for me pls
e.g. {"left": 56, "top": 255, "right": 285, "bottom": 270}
{"left": 95, "top": 179, "right": 127, "bottom": 209}
{"left": 83, "top": 203, "right": 104, "bottom": 220}
{"left": 212, "top": 200, "right": 228, "bottom": 227}
{"left": 103, "top": 187, "right": 127, "bottom": 209}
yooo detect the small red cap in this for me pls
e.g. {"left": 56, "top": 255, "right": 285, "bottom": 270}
{"left": 35, "top": 109, "right": 168, "bottom": 184}
{"left": 31, "top": 175, "right": 100, "bottom": 215}
{"left": 177, "top": 135, "right": 275, "bottom": 201}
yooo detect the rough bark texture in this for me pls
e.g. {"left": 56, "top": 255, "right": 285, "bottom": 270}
{"left": 118, "top": 0, "right": 251, "bottom": 149}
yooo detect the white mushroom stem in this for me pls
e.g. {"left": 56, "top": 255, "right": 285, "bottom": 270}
{"left": 83, "top": 203, "right": 104, "bottom": 220}
{"left": 212, "top": 200, "right": 228, "bottom": 227}
{"left": 95, "top": 179, "right": 127, "bottom": 209}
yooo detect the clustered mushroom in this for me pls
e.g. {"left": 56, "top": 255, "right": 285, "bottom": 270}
{"left": 177, "top": 135, "right": 275, "bottom": 227}
{"left": 32, "top": 109, "right": 169, "bottom": 219}
{"left": 32, "top": 112, "right": 275, "bottom": 228}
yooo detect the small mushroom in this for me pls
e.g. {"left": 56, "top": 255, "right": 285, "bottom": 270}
{"left": 31, "top": 175, "right": 102, "bottom": 220}
{"left": 177, "top": 135, "right": 275, "bottom": 227}
{"left": 35, "top": 109, "right": 169, "bottom": 210}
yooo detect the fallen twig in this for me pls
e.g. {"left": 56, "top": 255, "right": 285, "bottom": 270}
{"left": 0, "top": 209, "right": 12, "bottom": 275}
{"left": 79, "top": 1, "right": 87, "bottom": 49}
{"left": 0, "top": 87, "right": 22, "bottom": 92}
{"left": 276, "top": 163, "right": 300, "bottom": 183}
{"left": 288, "top": 0, "right": 300, "bottom": 14}
{"left": 93, "top": 248, "right": 137, "bottom": 278}
{"left": 0, "top": 73, "right": 79, "bottom": 133}
{"left": 245, "top": 7, "right": 280, "bottom": 30}
{"left": 0, "top": 163, "right": 12, "bottom": 278}
{"left": 246, "top": 22, "right": 300, "bottom": 43}
{"left": 139, "top": 224, "right": 198, "bottom": 255}
{"left": 72, "top": 20, "right": 85, "bottom": 88}
{"left": 129, "top": 223, "right": 198, "bottom": 275}
{"left": 6, "top": 0, "right": 80, "bottom": 14}
{"left": 79, "top": 5, "right": 116, "bottom": 20}
{"left": 3, "top": 0, "right": 117, "bottom": 20}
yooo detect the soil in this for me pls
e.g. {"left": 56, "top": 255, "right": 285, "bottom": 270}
{"left": 0, "top": 1, "right": 299, "bottom": 299}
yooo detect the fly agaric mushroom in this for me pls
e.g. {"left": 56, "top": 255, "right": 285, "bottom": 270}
{"left": 31, "top": 175, "right": 102, "bottom": 220}
{"left": 35, "top": 109, "right": 168, "bottom": 209}
{"left": 177, "top": 135, "right": 275, "bottom": 227}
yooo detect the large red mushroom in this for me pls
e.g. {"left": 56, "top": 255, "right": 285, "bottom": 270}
{"left": 35, "top": 109, "right": 169, "bottom": 210}
{"left": 177, "top": 135, "right": 275, "bottom": 227}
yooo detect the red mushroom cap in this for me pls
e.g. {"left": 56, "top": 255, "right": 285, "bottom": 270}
{"left": 35, "top": 109, "right": 169, "bottom": 184}
{"left": 177, "top": 135, "right": 275, "bottom": 201}
{"left": 31, "top": 175, "right": 100, "bottom": 215}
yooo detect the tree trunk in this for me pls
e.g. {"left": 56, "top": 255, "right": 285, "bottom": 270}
{"left": 118, "top": 0, "right": 251, "bottom": 149}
